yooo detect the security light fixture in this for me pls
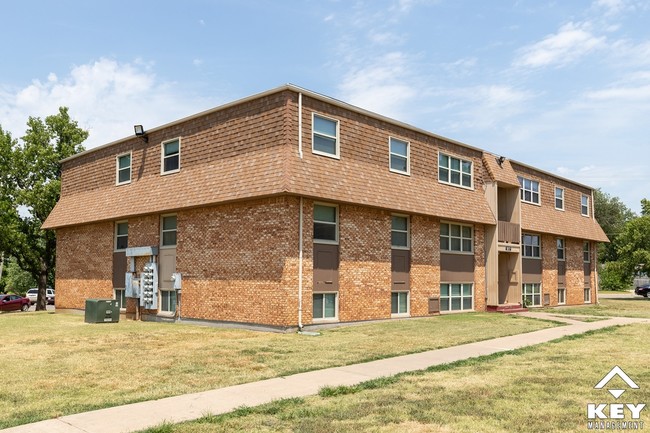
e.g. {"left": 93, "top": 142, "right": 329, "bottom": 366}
{"left": 496, "top": 156, "right": 506, "bottom": 167}
{"left": 134, "top": 125, "right": 148, "bottom": 143}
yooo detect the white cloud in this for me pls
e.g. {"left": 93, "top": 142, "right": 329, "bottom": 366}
{"left": 513, "top": 22, "right": 606, "bottom": 68}
{"left": 0, "top": 58, "right": 215, "bottom": 150}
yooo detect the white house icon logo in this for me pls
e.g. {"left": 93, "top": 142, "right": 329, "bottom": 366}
{"left": 594, "top": 366, "right": 639, "bottom": 399}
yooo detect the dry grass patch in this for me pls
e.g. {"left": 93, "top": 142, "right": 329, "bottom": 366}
{"left": 544, "top": 297, "right": 650, "bottom": 318}
{"left": 150, "top": 324, "right": 650, "bottom": 433}
{"left": 0, "top": 311, "right": 555, "bottom": 428}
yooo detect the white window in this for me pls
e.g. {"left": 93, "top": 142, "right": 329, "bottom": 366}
{"left": 114, "top": 288, "right": 126, "bottom": 310}
{"left": 583, "top": 241, "right": 591, "bottom": 263}
{"left": 162, "top": 139, "right": 180, "bottom": 174}
{"left": 440, "top": 283, "right": 473, "bottom": 311}
{"left": 160, "top": 290, "right": 177, "bottom": 313}
{"left": 389, "top": 137, "right": 409, "bottom": 175}
{"left": 312, "top": 114, "right": 339, "bottom": 158}
{"left": 115, "top": 221, "right": 128, "bottom": 251}
{"left": 161, "top": 215, "right": 177, "bottom": 247}
{"left": 313, "top": 204, "right": 338, "bottom": 244}
{"left": 581, "top": 194, "right": 590, "bottom": 216}
{"left": 313, "top": 293, "right": 337, "bottom": 320}
{"left": 518, "top": 176, "right": 540, "bottom": 205}
{"left": 391, "top": 291, "right": 409, "bottom": 315}
{"left": 555, "top": 187, "right": 564, "bottom": 210}
{"left": 439, "top": 153, "right": 472, "bottom": 188}
{"left": 440, "top": 222, "right": 473, "bottom": 253}
{"left": 584, "top": 288, "right": 591, "bottom": 303}
{"left": 522, "top": 233, "right": 541, "bottom": 258}
{"left": 522, "top": 283, "right": 541, "bottom": 307}
{"left": 391, "top": 215, "right": 409, "bottom": 249}
{"left": 557, "top": 238, "right": 565, "bottom": 261}
{"left": 558, "top": 288, "right": 566, "bottom": 305}
{"left": 116, "top": 153, "right": 131, "bottom": 185}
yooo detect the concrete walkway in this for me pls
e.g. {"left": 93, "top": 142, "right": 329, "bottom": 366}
{"left": 3, "top": 313, "right": 649, "bottom": 433}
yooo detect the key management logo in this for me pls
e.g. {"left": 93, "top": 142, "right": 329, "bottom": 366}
{"left": 587, "top": 366, "right": 646, "bottom": 430}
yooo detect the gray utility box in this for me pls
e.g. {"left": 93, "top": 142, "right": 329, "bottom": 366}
{"left": 85, "top": 299, "right": 120, "bottom": 323}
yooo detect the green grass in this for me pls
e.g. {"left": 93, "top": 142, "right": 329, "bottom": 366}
{"left": 0, "top": 311, "right": 556, "bottom": 428}
{"left": 542, "top": 297, "right": 650, "bottom": 319}
{"left": 142, "top": 324, "right": 650, "bottom": 433}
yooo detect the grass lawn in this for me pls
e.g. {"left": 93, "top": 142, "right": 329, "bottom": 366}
{"left": 542, "top": 297, "right": 650, "bottom": 319}
{"left": 0, "top": 311, "right": 556, "bottom": 429}
{"left": 143, "top": 324, "right": 650, "bottom": 433}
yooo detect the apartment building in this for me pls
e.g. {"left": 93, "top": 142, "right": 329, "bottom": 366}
{"left": 43, "top": 85, "right": 608, "bottom": 329}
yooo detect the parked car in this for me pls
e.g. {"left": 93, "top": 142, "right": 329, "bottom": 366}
{"left": 26, "top": 288, "right": 55, "bottom": 305}
{"left": 634, "top": 285, "right": 650, "bottom": 298}
{"left": 0, "top": 294, "right": 31, "bottom": 312}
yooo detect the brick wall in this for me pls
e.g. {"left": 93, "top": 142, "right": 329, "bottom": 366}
{"left": 410, "top": 214, "right": 440, "bottom": 316}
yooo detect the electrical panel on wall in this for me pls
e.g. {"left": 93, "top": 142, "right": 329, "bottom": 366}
{"left": 140, "top": 262, "right": 158, "bottom": 309}
{"left": 125, "top": 272, "right": 140, "bottom": 298}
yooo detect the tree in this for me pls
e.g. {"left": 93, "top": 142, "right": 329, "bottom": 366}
{"left": 2, "top": 257, "right": 37, "bottom": 295}
{"left": 641, "top": 198, "right": 650, "bottom": 217}
{"left": 593, "top": 189, "right": 635, "bottom": 263}
{"left": 615, "top": 214, "right": 650, "bottom": 278}
{"left": 0, "top": 107, "right": 87, "bottom": 310}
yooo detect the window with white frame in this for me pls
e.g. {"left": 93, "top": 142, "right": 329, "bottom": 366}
{"left": 555, "top": 187, "right": 564, "bottom": 210}
{"left": 116, "top": 153, "right": 131, "bottom": 185}
{"left": 438, "top": 153, "right": 472, "bottom": 188}
{"left": 160, "top": 290, "right": 177, "bottom": 313}
{"left": 556, "top": 238, "right": 565, "bottom": 261}
{"left": 558, "top": 288, "right": 566, "bottom": 305}
{"left": 313, "top": 293, "right": 337, "bottom": 319}
{"left": 440, "top": 283, "right": 473, "bottom": 311}
{"left": 581, "top": 194, "right": 590, "bottom": 216}
{"left": 522, "top": 233, "right": 541, "bottom": 258}
{"left": 584, "top": 288, "right": 591, "bottom": 303}
{"left": 440, "top": 222, "right": 473, "bottom": 253}
{"left": 313, "top": 204, "right": 338, "bottom": 243}
{"left": 391, "top": 215, "right": 409, "bottom": 249}
{"left": 161, "top": 215, "right": 177, "bottom": 247}
{"left": 162, "top": 139, "right": 180, "bottom": 174}
{"left": 522, "top": 283, "right": 541, "bottom": 307}
{"left": 583, "top": 241, "right": 590, "bottom": 263}
{"left": 115, "top": 222, "right": 128, "bottom": 251}
{"left": 389, "top": 137, "right": 409, "bottom": 174}
{"left": 312, "top": 114, "right": 339, "bottom": 158}
{"left": 391, "top": 291, "right": 409, "bottom": 315}
{"left": 518, "top": 176, "right": 540, "bottom": 205}
{"left": 114, "top": 288, "right": 126, "bottom": 310}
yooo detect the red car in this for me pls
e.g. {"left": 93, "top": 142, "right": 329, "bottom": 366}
{"left": 0, "top": 294, "right": 31, "bottom": 312}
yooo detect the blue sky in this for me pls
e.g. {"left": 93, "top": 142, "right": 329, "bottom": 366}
{"left": 1, "top": 0, "right": 649, "bottom": 213}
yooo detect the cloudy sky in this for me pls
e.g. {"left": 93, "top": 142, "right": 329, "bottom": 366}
{"left": 1, "top": 0, "right": 648, "bottom": 213}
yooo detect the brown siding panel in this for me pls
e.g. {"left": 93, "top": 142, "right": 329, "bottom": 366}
{"left": 522, "top": 258, "right": 542, "bottom": 283}
{"left": 112, "top": 252, "right": 127, "bottom": 288}
{"left": 313, "top": 244, "right": 339, "bottom": 292}
{"left": 440, "top": 253, "right": 474, "bottom": 281}
{"left": 391, "top": 249, "right": 411, "bottom": 291}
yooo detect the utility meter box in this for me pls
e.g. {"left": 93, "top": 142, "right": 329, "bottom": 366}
{"left": 140, "top": 262, "right": 158, "bottom": 309}
{"left": 85, "top": 299, "right": 120, "bottom": 323}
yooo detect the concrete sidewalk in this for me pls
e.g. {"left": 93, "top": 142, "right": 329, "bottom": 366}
{"left": 3, "top": 313, "right": 648, "bottom": 433}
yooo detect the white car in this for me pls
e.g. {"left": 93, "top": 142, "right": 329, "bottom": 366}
{"left": 26, "top": 288, "right": 55, "bottom": 305}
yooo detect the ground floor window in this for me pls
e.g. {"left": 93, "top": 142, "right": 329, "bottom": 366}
{"left": 160, "top": 290, "right": 176, "bottom": 313}
{"left": 313, "top": 293, "right": 337, "bottom": 320}
{"left": 584, "top": 288, "right": 591, "bottom": 303}
{"left": 558, "top": 288, "right": 566, "bottom": 305}
{"left": 522, "top": 283, "right": 541, "bottom": 307}
{"left": 114, "top": 288, "right": 126, "bottom": 310}
{"left": 440, "top": 283, "right": 473, "bottom": 312}
{"left": 391, "top": 291, "right": 409, "bottom": 315}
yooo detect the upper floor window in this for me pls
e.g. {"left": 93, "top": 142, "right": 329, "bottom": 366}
{"left": 313, "top": 204, "right": 338, "bottom": 244}
{"left": 581, "top": 194, "right": 590, "bottom": 216}
{"left": 391, "top": 215, "right": 409, "bottom": 249}
{"left": 161, "top": 215, "right": 177, "bottom": 247}
{"left": 522, "top": 233, "right": 541, "bottom": 258}
{"left": 116, "top": 153, "right": 131, "bottom": 185}
{"left": 440, "top": 222, "right": 473, "bottom": 253}
{"left": 439, "top": 153, "right": 472, "bottom": 188}
{"left": 555, "top": 187, "right": 564, "bottom": 210}
{"left": 518, "top": 176, "right": 540, "bottom": 205}
{"left": 312, "top": 114, "right": 339, "bottom": 158}
{"left": 583, "top": 241, "right": 591, "bottom": 263}
{"left": 162, "top": 139, "right": 180, "bottom": 174}
{"left": 389, "top": 137, "right": 409, "bottom": 175}
{"left": 115, "top": 221, "right": 128, "bottom": 251}
{"left": 556, "top": 238, "right": 565, "bottom": 261}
